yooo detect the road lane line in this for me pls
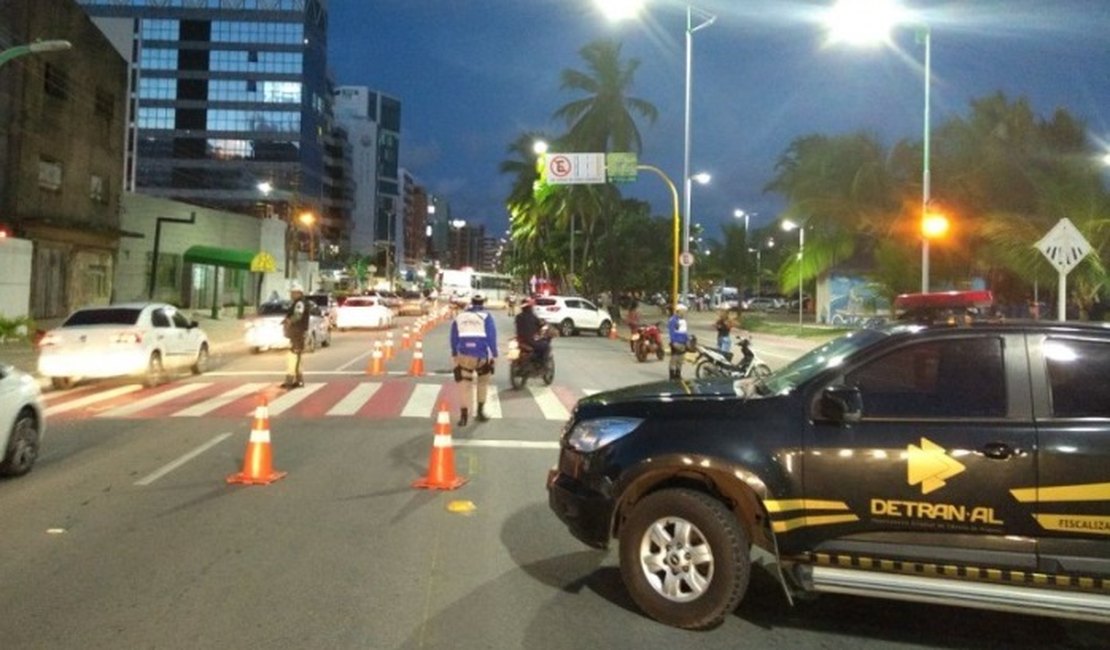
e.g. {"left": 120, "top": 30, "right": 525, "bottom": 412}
{"left": 267, "top": 382, "right": 325, "bottom": 415}
{"left": 327, "top": 382, "right": 381, "bottom": 416}
{"left": 134, "top": 433, "right": 232, "bottom": 486}
{"left": 528, "top": 385, "right": 570, "bottom": 421}
{"left": 401, "top": 383, "right": 440, "bottom": 418}
{"left": 204, "top": 370, "right": 368, "bottom": 376}
{"left": 453, "top": 439, "right": 559, "bottom": 450}
{"left": 336, "top": 350, "right": 373, "bottom": 372}
{"left": 97, "top": 383, "right": 211, "bottom": 418}
{"left": 45, "top": 384, "right": 143, "bottom": 416}
{"left": 484, "top": 385, "right": 502, "bottom": 419}
{"left": 172, "top": 382, "right": 269, "bottom": 417}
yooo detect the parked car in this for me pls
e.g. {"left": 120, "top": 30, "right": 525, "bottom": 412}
{"left": 742, "top": 296, "right": 784, "bottom": 311}
{"left": 364, "top": 289, "right": 403, "bottom": 312}
{"left": 336, "top": 296, "right": 394, "bottom": 330}
{"left": 549, "top": 314, "right": 1110, "bottom": 629}
{"left": 306, "top": 292, "right": 338, "bottom": 329}
{"left": 38, "top": 303, "right": 210, "bottom": 389}
{"left": 244, "top": 301, "right": 331, "bottom": 353}
{"left": 0, "top": 362, "right": 45, "bottom": 477}
{"left": 397, "top": 290, "right": 430, "bottom": 316}
{"left": 533, "top": 296, "right": 613, "bottom": 337}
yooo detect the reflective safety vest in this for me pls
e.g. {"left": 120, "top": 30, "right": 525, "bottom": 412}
{"left": 451, "top": 308, "right": 498, "bottom": 358}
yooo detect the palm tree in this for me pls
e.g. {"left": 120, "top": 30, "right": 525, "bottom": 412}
{"left": 553, "top": 39, "right": 658, "bottom": 154}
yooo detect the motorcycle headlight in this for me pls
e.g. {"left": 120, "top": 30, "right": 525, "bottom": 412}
{"left": 566, "top": 417, "right": 644, "bottom": 453}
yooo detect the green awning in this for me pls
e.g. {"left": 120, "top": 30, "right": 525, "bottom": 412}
{"left": 183, "top": 245, "right": 260, "bottom": 271}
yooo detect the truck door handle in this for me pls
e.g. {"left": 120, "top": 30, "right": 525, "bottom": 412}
{"left": 981, "top": 442, "right": 1013, "bottom": 460}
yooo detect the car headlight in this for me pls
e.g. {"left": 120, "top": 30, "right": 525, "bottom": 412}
{"left": 566, "top": 417, "right": 643, "bottom": 453}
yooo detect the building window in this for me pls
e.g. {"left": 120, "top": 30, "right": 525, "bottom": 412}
{"left": 44, "top": 63, "right": 69, "bottom": 100}
{"left": 38, "top": 158, "right": 63, "bottom": 191}
{"left": 140, "top": 19, "right": 179, "bottom": 41}
{"left": 90, "top": 174, "right": 107, "bottom": 203}
{"left": 138, "top": 107, "right": 176, "bottom": 129}
{"left": 140, "top": 48, "right": 179, "bottom": 71}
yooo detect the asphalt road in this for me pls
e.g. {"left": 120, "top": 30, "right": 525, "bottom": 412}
{"left": 0, "top": 313, "right": 1103, "bottom": 649}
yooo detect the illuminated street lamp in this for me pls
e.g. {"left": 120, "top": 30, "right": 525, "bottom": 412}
{"left": 0, "top": 39, "right": 71, "bottom": 67}
{"left": 826, "top": 0, "right": 933, "bottom": 291}
{"left": 297, "top": 211, "right": 317, "bottom": 261}
{"left": 596, "top": 1, "right": 715, "bottom": 299}
{"left": 782, "top": 219, "right": 805, "bottom": 327}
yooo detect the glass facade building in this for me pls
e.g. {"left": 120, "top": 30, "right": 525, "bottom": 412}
{"left": 77, "top": 0, "right": 348, "bottom": 249}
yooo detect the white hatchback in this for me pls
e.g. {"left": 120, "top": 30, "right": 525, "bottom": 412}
{"left": 335, "top": 296, "right": 394, "bottom": 330}
{"left": 0, "top": 363, "right": 45, "bottom": 477}
{"left": 38, "top": 303, "right": 210, "bottom": 389}
{"left": 533, "top": 296, "right": 614, "bottom": 337}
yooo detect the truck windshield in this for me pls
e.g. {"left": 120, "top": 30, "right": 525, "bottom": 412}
{"left": 761, "top": 328, "right": 892, "bottom": 394}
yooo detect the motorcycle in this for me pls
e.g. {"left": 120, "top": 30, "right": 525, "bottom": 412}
{"left": 693, "top": 336, "right": 772, "bottom": 380}
{"left": 508, "top": 325, "right": 556, "bottom": 389}
{"left": 631, "top": 322, "right": 665, "bottom": 362}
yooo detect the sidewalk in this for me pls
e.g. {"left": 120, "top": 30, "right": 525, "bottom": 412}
{"left": 0, "top": 310, "right": 253, "bottom": 383}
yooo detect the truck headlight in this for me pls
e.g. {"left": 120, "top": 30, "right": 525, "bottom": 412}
{"left": 566, "top": 417, "right": 643, "bottom": 453}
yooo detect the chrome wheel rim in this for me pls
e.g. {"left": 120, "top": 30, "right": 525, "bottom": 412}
{"left": 7, "top": 417, "right": 38, "bottom": 472}
{"left": 638, "top": 516, "right": 714, "bottom": 603}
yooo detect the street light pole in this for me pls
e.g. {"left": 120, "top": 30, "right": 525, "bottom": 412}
{"left": 919, "top": 25, "right": 932, "bottom": 292}
{"left": 680, "top": 4, "right": 716, "bottom": 299}
{"left": 782, "top": 220, "right": 805, "bottom": 327}
{"left": 637, "top": 164, "right": 681, "bottom": 310}
{"left": 0, "top": 40, "right": 72, "bottom": 67}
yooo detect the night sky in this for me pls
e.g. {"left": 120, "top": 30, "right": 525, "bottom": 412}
{"left": 327, "top": 0, "right": 1110, "bottom": 239}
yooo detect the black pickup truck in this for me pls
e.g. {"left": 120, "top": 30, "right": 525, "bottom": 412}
{"left": 548, "top": 320, "right": 1110, "bottom": 629}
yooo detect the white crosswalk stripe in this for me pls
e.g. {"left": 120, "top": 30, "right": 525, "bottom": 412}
{"left": 97, "top": 383, "right": 211, "bottom": 418}
{"left": 484, "top": 385, "right": 503, "bottom": 419}
{"left": 45, "top": 384, "right": 142, "bottom": 417}
{"left": 173, "top": 382, "right": 270, "bottom": 417}
{"left": 400, "top": 383, "right": 441, "bottom": 418}
{"left": 266, "top": 383, "right": 325, "bottom": 415}
{"left": 326, "top": 382, "right": 381, "bottom": 416}
{"left": 528, "top": 385, "right": 571, "bottom": 421}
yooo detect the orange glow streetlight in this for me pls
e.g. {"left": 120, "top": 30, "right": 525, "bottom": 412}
{"left": 922, "top": 210, "right": 949, "bottom": 240}
{"left": 298, "top": 211, "right": 317, "bottom": 261}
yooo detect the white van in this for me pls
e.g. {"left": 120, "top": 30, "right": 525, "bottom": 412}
{"left": 711, "top": 286, "right": 741, "bottom": 310}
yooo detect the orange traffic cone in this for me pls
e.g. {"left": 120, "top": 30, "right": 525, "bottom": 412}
{"left": 413, "top": 402, "right": 467, "bottom": 490}
{"left": 366, "top": 342, "right": 385, "bottom": 376}
{"left": 227, "top": 396, "right": 287, "bottom": 485}
{"left": 608, "top": 324, "right": 618, "bottom": 340}
{"left": 409, "top": 341, "right": 425, "bottom": 377}
{"left": 385, "top": 332, "right": 395, "bottom": 360}
{"left": 401, "top": 327, "right": 411, "bottom": 350}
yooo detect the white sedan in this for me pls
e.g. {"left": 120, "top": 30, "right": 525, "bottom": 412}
{"left": 244, "top": 301, "right": 331, "bottom": 353}
{"left": 336, "top": 296, "right": 393, "bottom": 330}
{"left": 38, "top": 302, "right": 210, "bottom": 389}
{"left": 0, "top": 363, "right": 44, "bottom": 477}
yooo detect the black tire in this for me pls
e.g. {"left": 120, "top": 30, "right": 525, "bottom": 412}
{"left": 542, "top": 357, "right": 555, "bottom": 385}
{"left": 143, "top": 352, "right": 164, "bottom": 388}
{"left": 750, "top": 363, "right": 772, "bottom": 379}
{"left": 635, "top": 341, "right": 648, "bottom": 362}
{"left": 655, "top": 345, "right": 665, "bottom": 361}
{"left": 695, "top": 360, "right": 721, "bottom": 380}
{"left": 250, "top": 346, "right": 262, "bottom": 355}
{"left": 559, "top": 319, "right": 575, "bottom": 337}
{"left": 0, "top": 409, "right": 40, "bottom": 477}
{"left": 598, "top": 320, "right": 612, "bottom": 338}
{"left": 509, "top": 364, "right": 526, "bottom": 390}
{"left": 618, "top": 489, "right": 750, "bottom": 630}
{"left": 191, "top": 343, "right": 209, "bottom": 375}
{"left": 51, "top": 377, "right": 73, "bottom": 390}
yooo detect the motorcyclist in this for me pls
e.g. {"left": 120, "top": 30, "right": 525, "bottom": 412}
{"left": 514, "top": 298, "right": 549, "bottom": 363}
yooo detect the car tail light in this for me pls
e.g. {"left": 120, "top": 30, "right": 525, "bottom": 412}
{"left": 113, "top": 330, "right": 143, "bottom": 344}
{"left": 38, "top": 332, "right": 61, "bottom": 348}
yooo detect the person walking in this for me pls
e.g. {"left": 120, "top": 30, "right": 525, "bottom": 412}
{"left": 281, "top": 281, "right": 311, "bottom": 389}
{"left": 626, "top": 299, "right": 641, "bottom": 353}
{"left": 450, "top": 293, "right": 498, "bottom": 425}
{"left": 667, "top": 303, "right": 690, "bottom": 381}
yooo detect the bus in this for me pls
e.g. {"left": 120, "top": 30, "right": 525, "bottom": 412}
{"left": 435, "top": 268, "right": 515, "bottom": 308}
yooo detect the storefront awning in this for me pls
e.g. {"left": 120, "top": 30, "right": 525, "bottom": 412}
{"left": 183, "top": 245, "right": 261, "bottom": 271}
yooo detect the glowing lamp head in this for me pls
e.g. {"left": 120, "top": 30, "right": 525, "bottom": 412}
{"left": 922, "top": 212, "right": 949, "bottom": 239}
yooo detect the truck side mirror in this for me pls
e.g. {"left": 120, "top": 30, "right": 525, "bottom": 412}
{"left": 819, "top": 385, "right": 863, "bottom": 424}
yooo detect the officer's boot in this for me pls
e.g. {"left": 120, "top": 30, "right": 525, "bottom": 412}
{"left": 293, "top": 372, "right": 304, "bottom": 388}
{"left": 458, "top": 408, "right": 469, "bottom": 427}
{"left": 281, "top": 375, "right": 295, "bottom": 389}
{"left": 476, "top": 402, "right": 489, "bottom": 422}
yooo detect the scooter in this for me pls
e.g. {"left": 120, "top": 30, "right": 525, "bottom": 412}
{"left": 693, "top": 336, "right": 772, "bottom": 380}
{"left": 508, "top": 325, "right": 556, "bottom": 389}
{"left": 631, "top": 322, "right": 666, "bottom": 362}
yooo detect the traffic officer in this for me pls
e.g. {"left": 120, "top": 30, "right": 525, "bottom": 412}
{"left": 667, "top": 303, "right": 690, "bottom": 381}
{"left": 282, "top": 281, "right": 311, "bottom": 389}
{"left": 450, "top": 292, "right": 498, "bottom": 425}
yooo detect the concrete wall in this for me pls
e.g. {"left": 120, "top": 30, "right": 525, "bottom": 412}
{"left": 0, "top": 237, "right": 33, "bottom": 321}
{"left": 116, "top": 193, "right": 289, "bottom": 309}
